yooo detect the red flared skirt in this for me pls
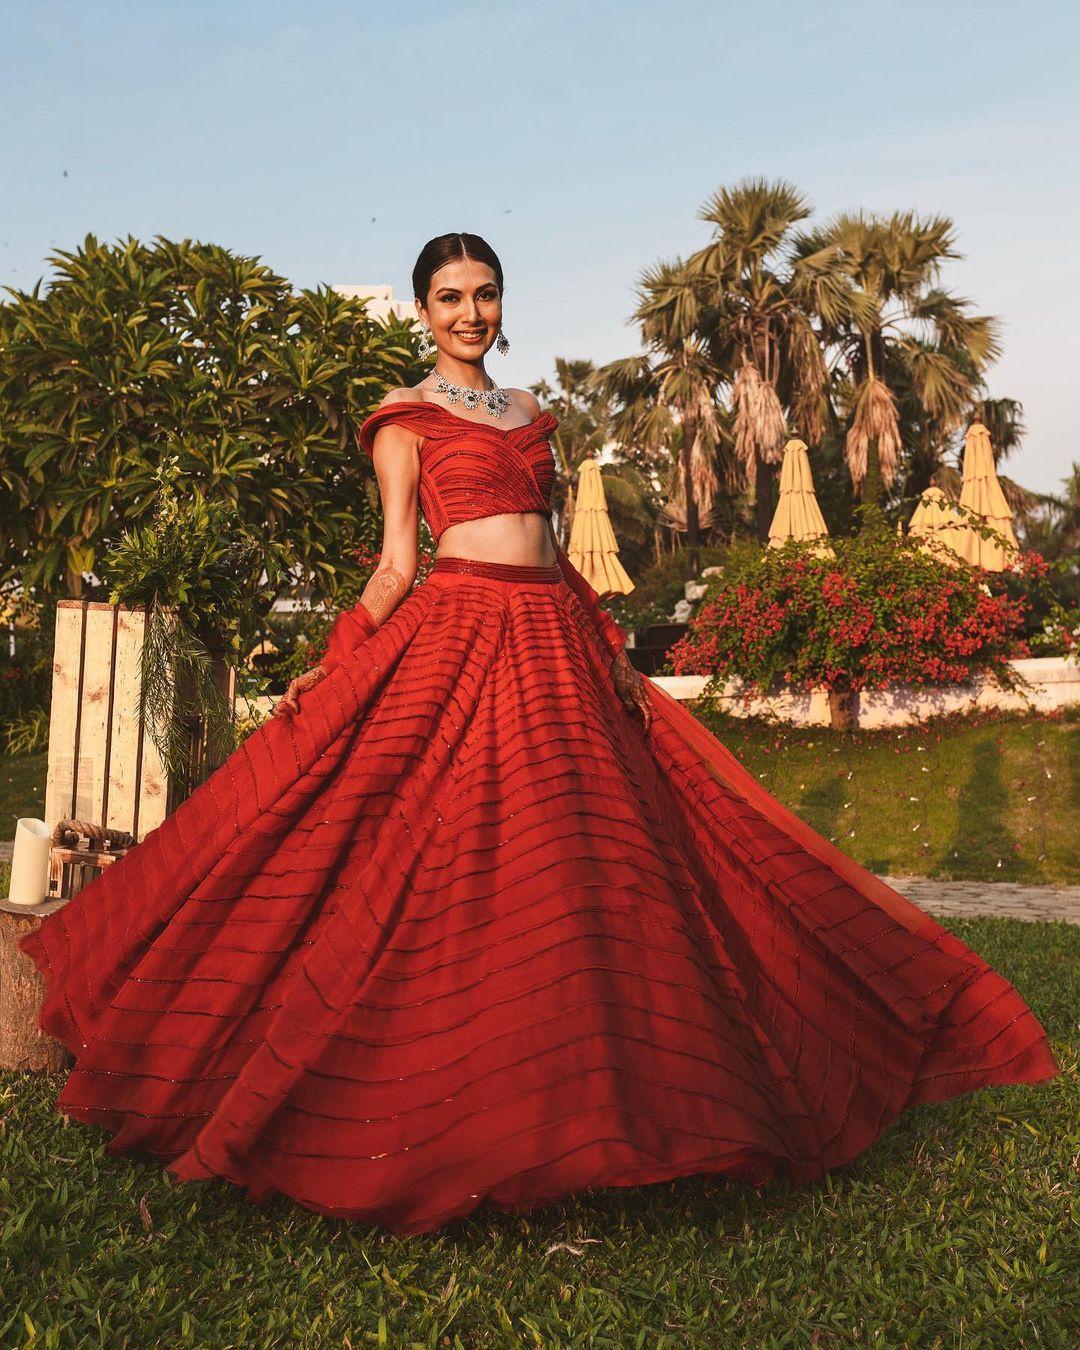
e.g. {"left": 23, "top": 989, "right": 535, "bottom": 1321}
{"left": 19, "top": 556, "right": 1060, "bottom": 1234}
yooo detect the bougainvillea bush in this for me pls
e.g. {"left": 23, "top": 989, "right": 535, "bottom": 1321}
{"left": 669, "top": 527, "right": 1035, "bottom": 698}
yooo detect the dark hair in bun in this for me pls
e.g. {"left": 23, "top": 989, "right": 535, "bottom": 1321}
{"left": 412, "top": 233, "right": 504, "bottom": 306}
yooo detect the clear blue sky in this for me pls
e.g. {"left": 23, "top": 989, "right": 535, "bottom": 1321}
{"left": 3, "top": 0, "right": 1077, "bottom": 493}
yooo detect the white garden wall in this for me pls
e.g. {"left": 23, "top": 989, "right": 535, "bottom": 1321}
{"left": 648, "top": 656, "right": 1080, "bottom": 728}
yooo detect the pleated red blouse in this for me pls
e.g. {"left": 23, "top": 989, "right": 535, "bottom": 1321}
{"left": 357, "top": 401, "right": 561, "bottom": 544}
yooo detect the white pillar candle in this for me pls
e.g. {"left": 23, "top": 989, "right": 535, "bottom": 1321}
{"left": 6, "top": 818, "right": 52, "bottom": 908}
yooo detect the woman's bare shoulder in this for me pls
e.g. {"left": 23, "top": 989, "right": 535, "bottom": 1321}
{"left": 378, "top": 386, "right": 428, "bottom": 409}
{"left": 510, "top": 389, "right": 542, "bottom": 418}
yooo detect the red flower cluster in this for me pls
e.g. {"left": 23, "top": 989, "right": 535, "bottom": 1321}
{"left": 670, "top": 532, "right": 1030, "bottom": 696}
{"left": 821, "top": 570, "right": 854, "bottom": 608}
{"left": 1014, "top": 549, "right": 1050, "bottom": 580}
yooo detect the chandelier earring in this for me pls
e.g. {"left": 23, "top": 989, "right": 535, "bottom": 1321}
{"left": 495, "top": 327, "right": 510, "bottom": 355}
{"left": 417, "top": 324, "right": 436, "bottom": 360}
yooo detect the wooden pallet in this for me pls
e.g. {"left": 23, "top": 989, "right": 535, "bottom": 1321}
{"left": 44, "top": 600, "right": 236, "bottom": 843}
{"left": 4, "top": 605, "right": 236, "bottom": 1068}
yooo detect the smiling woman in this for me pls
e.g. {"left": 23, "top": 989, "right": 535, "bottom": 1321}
{"left": 20, "top": 230, "right": 1060, "bottom": 1237}
{"left": 412, "top": 236, "right": 511, "bottom": 381}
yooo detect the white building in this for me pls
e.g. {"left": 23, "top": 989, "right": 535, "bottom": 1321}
{"left": 332, "top": 284, "right": 415, "bottom": 323}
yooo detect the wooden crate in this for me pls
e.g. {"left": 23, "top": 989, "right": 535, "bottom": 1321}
{"left": 44, "top": 601, "right": 236, "bottom": 845}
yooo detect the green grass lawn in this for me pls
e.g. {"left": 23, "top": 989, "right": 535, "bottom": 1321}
{"left": 4, "top": 709, "right": 1076, "bottom": 885}
{"left": 3, "top": 915, "right": 1076, "bottom": 1344}
{"left": 691, "top": 705, "right": 1080, "bottom": 885}
{"left": 0, "top": 750, "right": 45, "bottom": 844}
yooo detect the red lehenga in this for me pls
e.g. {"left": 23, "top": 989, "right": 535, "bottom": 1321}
{"left": 20, "top": 400, "right": 1060, "bottom": 1235}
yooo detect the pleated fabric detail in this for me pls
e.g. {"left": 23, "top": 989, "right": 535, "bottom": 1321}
{"left": 356, "top": 403, "right": 559, "bottom": 543}
{"left": 19, "top": 559, "right": 1060, "bottom": 1235}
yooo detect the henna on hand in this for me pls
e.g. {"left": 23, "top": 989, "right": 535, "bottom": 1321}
{"left": 318, "top": 563, "right": 412, "bottom": 675}
{"left": 274, "top": 663, "right": 328, "bottom": 718}
{"left": 610, "top": 651, "right": 652, "bottom": 733}
{"left": 360, "top": 563, "right": 412, "bottom": 625}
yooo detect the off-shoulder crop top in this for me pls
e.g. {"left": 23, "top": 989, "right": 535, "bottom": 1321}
{"left": 357, "top": 401, "right": 560, "bottom": 543}
{"left": 316, "top": 397, "right": 628, "bottom": 673}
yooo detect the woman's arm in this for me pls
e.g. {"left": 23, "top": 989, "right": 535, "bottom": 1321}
{"left": 545, "top": 516, "right": 628, "bottom": 663}
{"left": 313, "top": 421, "right": 421, "bottom": 674}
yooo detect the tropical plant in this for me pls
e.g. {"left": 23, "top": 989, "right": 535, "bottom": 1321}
{"left": 104, "top": 456, "right": 284, "bottom": 791}
{"left": 530, "top": 359, "right": 657, "bottom": 568}
{"left": 593, "top": 178, "right": 865, "bottom": 549}
{"left": 0, "top": 232, "right": 422, "bottom": 607}
{"left": 3, "top": 707, "right": 49, "bottom": 756}
{"left": 587, "top": 291, "right": 728, "bottom": 555}
{"left": 798, "top": 212, "right": 1000, "bottom": 517}
{"left": 670, "top": 528, "right": 1033, "bottom": 727}
{"left": 682, "top": 178, "right": 855, "bottom": 542}
{"left": 561, "top": 182, "right": 1034, "bottom": 555}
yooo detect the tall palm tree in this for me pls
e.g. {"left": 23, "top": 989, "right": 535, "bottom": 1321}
{"left": 530, "top": 358, "right": 655, "bottom": 557}
{"left": 591, "top": 259, "right": 729, "bottom": 558}
{"left": 679, "top": 178, "right": 853, "bottom": 541}
{"left": 801, "top": 211, "right": 1000, "bottom": 517}
{"left": 593, "top": 180, "right": 857, "bottom": 549}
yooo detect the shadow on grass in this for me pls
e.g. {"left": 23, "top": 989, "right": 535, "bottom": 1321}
{"left": 939, "top": 739, "right": 1027, "bottom": 880}
{"left": 796, "top": 773, "right": 846, "bottom": 852}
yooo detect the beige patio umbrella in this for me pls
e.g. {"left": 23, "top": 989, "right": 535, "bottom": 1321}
{"left": 767, "top": 439, "right": 833, "bottom": 557}
{"left": 952, "top": 421, "right": 1020, "bottom": 570}
{"left": 567, "top": 458, "right": 634, "bottom": 598}
{"left": 907, "top": 486, "right": 965, "bottom": 567}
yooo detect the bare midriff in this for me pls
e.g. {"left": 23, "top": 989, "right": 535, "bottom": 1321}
{"left": 434, "top": 512, "right": 557, "bottom": 567}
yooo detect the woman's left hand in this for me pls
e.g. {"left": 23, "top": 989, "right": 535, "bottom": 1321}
{"left": 610, "top": 650, "right": 652, "bottom": 733}
{"left": 273, "top": 664, "right": 328, "bottom": 718}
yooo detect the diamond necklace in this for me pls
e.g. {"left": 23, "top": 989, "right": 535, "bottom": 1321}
{"left": 430, "top": 370, "right": 512, "bottom": 419}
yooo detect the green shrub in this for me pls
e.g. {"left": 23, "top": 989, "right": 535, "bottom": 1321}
{"left": 671, "top": 525, "right": 1034, "bottom": 694}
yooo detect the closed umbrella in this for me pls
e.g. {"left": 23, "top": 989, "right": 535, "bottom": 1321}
{"left": 567, "top": 459, "right": 634, "bottom": 598}
{"left": 952, "top": 421, "right": 1019, "bottom": 570}
{"left": 907, "top": 486, "right": 965, "bottom": 567}
{"left": 767, "top": 439, "right": 833, "bottom": 557}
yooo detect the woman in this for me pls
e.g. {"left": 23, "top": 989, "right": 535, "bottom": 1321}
{"left": 21, "top": 233, "right": 1059, "bottom": 1236}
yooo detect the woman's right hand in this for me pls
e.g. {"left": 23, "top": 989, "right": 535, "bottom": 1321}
{"left": 273, "top": 664, "right": 328, "bottom": 718}
{"left": 610, "top": 650, "right": 653, "bottom": 733}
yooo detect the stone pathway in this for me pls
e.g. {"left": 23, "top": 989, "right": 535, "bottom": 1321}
{"left": 879, "top": 876, "right": 1080, "bottom": 926}
{"left": 1, "top": 835, "right": 1076, "bottom": 923}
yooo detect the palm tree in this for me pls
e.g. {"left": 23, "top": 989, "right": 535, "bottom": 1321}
{"left": 678, "top": 178, "right": 856, "bottom": 542}
{"left": 1035, "top": 463, "right": 1080, "bottom": 562}
{"left": 591, "top": 180, "right": 858, "bottom": 550}
{"left": 801, "top": 211, "right": 1000, "bottom": 519}
{"left": 590, "top": 259, "right": 729, "bottom": 560}
{"left": 530, "top": 359, "right": 656, "bottom": 562}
